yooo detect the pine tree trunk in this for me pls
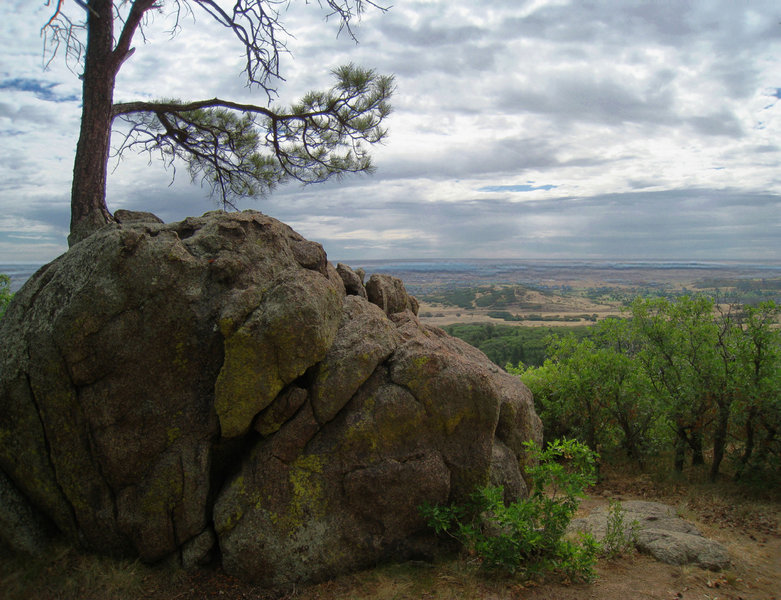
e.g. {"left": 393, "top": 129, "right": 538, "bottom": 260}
{"left": 69, "top": 0, "right": 117, "bottom": 246}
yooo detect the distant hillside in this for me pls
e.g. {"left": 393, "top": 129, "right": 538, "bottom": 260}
{"left": 417, "top": 283, "right": 615, "bottom": 328}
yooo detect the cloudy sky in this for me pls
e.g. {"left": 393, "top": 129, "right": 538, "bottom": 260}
{"left": 1, "top": 0, "right": 781, "bottom": 264}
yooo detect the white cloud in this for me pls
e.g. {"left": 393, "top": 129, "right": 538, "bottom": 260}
{"left": 1, "top": 0, "right": 780, "bottom": 264}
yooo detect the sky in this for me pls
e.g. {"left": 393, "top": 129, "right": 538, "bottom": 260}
{"left": 1, "top": 0, "right": 781, "bottom": 264}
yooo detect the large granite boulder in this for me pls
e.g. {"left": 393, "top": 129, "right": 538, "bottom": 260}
{"left": 0, "top": 210, "right": 541, "bottom": 588}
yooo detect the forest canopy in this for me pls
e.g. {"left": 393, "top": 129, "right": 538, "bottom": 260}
{"left": 504, "top": 298, "right": 781, "bottom": 485}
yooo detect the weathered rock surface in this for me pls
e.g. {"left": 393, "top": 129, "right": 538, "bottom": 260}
{"left": 114, "top": 209, "right": 165, "bottom": 224}
{"left": 0, "top": 469, "right": 51, "bottom": 555}
{"left": 336, "top": 262, "right": 367, "bottom": 298}
{"left": 569, "top": 500, "right": 730, "bottom": 570}
{"left": 0, "top": 210, "right": 542, "bottom": 589}
{"left": 366, "top": 273, "right": 419, "bottom": 316}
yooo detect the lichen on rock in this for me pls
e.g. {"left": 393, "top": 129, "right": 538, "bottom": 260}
{"left": 0, "top": 209, "right": 542, "bottom": 590}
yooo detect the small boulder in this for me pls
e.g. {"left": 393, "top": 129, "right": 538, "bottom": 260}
{"left": 366, "top": 273, "right": 419, "bottom": 316}
{"left": 181, "top": 527, "right": 217, "bottom": 569}
{"left": 569, "top": 500, "right": 730, "bottom": 570}
{"left": 336, "top": 263, "right": 367, "bottom": 298}
{"left": 114, "top": 209, "right": 165, "bottom": 224}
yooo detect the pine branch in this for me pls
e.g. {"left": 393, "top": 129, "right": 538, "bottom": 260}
{"left": 112, "top": 65, "right": 394, "bottom": 207}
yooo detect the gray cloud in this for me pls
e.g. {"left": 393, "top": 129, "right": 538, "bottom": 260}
{"left": 379, "top": 20, "right": 487, "bottom": 48}
{"left": 0, "top": 101, "right": 62, "bottom": 125}
{"left": 375, "top": 136, "right": 570, "bottom": 181}
{"left": 498, "top": 74, "right": 677, "bottom": 126}
{"left": 1, "top": 0, "right": 780, "bottom": 264}
{"left": 254, "top": 186, "right": 781, "bottom": 261}
{"left": 687, "top": 113, "right": 744, "bottom": 137}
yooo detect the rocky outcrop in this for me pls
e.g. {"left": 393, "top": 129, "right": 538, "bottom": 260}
{"left": 336, "top": 263, "right": 367, "bottom": 298}
{"left": 0, "top": 210, "right": 541, "bottom": 589}
{"left": 366, "top": 273, "right": 419, "bottom": 316}
{"left": 569, "top": 500, "right": 730, "bottom": 570}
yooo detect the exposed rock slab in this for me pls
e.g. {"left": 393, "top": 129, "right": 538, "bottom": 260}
{"left": 569, "top": 500, "right": 730, "bottom": 570}
{"left": 0, "top": 210, "right": 542, "bottom": 590}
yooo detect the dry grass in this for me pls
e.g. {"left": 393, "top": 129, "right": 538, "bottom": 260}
{"left": 0, "top": 543, "right": 150, "bottom": 600}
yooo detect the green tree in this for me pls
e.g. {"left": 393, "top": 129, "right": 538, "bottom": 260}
{"left": 733, "top": 301, "right": 781, "bottom": 481}
{"left": 511, "top": 358, "right": 571, "bottom": 443}
{"left": 528, "top": 335, "right": 613, "bottom": 455}
{"left": 42, "top": 1, "right": 394, "bottom": 245}
{"left": 592, "top": 318, "right": 658, "bottom": 468}
{"left": 627, "top": 296, "right": 756, "bottom": 481}
{"left": 444, "top": 323, "right": 590, "bottom": 368}
{"left": 709, "top": 303, "right": 744, "bottom": 481}
{"left": 513, "top": 321, "right": 656, "bottom": 470}
{"left": 0, "top": 274, "right": 12, "bottom": 319}
{"left": 629, "top": 297, "right": 717, "bottom": 474}
{"left": 510, "top": 297, "right": 779, "bottom": 483}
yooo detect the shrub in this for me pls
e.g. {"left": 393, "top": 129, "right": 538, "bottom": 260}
{"left": 420, "top": 439, "right": 600, "bottom": 582}
{"left": 601, "top": 500, "right": 638, "bottom": 559}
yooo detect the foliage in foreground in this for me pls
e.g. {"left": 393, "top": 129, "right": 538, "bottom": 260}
{"left": 600, "top": 500, "right": 639, "bottom": 559}
{"left": 420, "top": 439, "right": 600, "bottom": 583}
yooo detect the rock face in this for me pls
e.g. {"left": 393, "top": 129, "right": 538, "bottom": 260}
{"left": 569, "top": 500, "right": 730, "bottom": 570}
{"left": 0, "top": 210, "right": 541, "bottom": 588}
{"left": 0, "top": 469, "right": 51, "bottom": 555}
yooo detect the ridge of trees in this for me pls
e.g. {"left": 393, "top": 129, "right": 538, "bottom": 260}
{"left": 442, "top": 323, "right": 592, "bottom": 368}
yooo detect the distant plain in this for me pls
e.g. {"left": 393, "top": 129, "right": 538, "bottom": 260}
{"left": 345, "top": 259, "right": 781, "bottom": 327}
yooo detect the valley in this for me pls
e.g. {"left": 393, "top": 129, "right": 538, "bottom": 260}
{"left": 345, "top": 259, "right": 781, "bottom": 328}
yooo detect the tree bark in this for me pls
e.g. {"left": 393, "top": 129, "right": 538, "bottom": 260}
{"left": 68, "top": 0, "right": 117, "bottom": 246}
{"left": 735, "top": 406, "right": 757, "bottom": 480}
{"left": 710, "top": 402, "right": 730, "bottom": 482}
{"left": 689, "top": 429, "right": 705, "bottom": 466}
{"left": 674, "top": 426, "right": 687, "bottom": 472}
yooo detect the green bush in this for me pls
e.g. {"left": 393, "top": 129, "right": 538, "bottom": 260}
{"left": 600, "top": 500, "right": 638, "bottom": 559}
{"left": 420, "top": 439, "right": 600, "bottom": 582}
{"left": 512, "top": 321, "right": 666, "bottom": 469}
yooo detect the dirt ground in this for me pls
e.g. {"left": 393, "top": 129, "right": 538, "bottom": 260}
{"left": 3, "top": 468, "right": 777, "bottom": 600}
{"left": 278, "top": 473, "right": 781, "bottom": 600}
